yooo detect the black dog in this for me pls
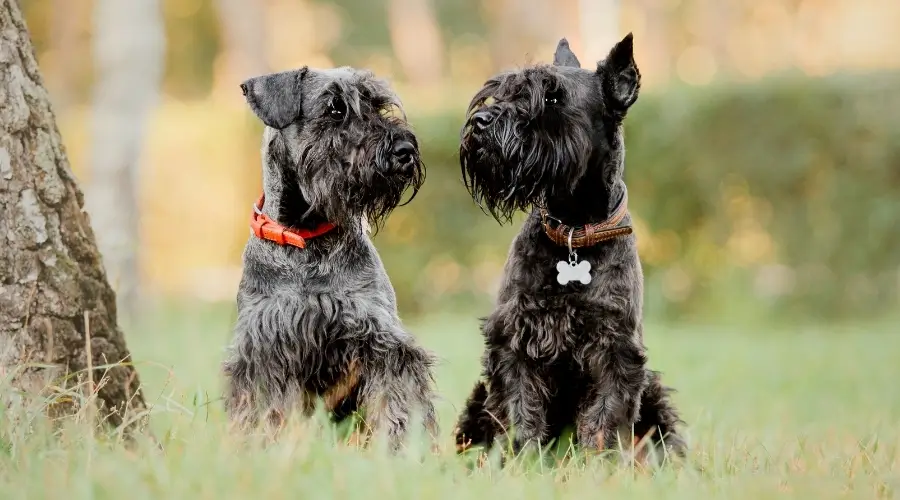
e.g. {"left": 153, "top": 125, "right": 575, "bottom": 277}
{"left": 454, "top": 35, "right": 685, "bottom": 461}
{"left": 222, "top": 66, "right": 438, "bottom": 449}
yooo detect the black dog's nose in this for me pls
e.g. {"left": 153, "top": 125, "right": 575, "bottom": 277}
{"left": 472, "top": 110, "right": 494, "bottom": 131}
{"left": 392, "top": 140, "right": 415, "bottom": 162}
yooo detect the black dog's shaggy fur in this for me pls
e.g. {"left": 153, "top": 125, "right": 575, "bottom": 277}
{"left": 222, "top": 66, "right": 437, "bottom": 448}
{"left": 453, "top": 35, "right": 685, "bottom": 459}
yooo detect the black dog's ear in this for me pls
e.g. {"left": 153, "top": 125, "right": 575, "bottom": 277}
{"left": 553, "top": 38, "right": 581, "bottom": 68}
{"left": 597, "top": 33, "right": 640, "bottom": 112}
{"left": 240, "top": 67, "right": 308, "bottom": 129}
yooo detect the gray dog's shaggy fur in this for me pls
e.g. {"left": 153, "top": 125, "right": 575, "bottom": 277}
{"left": 222, "top": 66, "right": 438, "bottom": 448}
{"left": 453, "top": 35, "right": 686, "bottom": 460}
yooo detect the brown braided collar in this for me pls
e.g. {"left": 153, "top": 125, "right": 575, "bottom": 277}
{"left": 539, "top": 189, "right": 633, "bottom": 248}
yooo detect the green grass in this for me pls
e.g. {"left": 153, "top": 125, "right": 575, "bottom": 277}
{"left": 2, "top": 303, "right": 899, "bottom": 499}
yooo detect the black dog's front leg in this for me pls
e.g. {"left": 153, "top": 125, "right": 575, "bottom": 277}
{"left": 455, "top": 380, "right": 501, "bottom": 452}
{"left": 634, "top": 370, "right": 686, "bottom": 457}
{"left": 494, "top": 355, "right": 553, "bottom": 453}
{"left": 575, "top": 335, "right": 648, "bottom": 451}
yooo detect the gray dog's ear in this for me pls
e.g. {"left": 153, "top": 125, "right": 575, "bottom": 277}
{"left": 553, "top": 38, "right": 581, "bottom": 68}
{"left": 240, "top": 67, "right": 308, "bottom": 129}
{"left": 597, "top": 33, "right": 640, "bottom": 111}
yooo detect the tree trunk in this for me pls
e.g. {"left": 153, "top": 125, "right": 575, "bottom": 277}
{"left": 87, "top": 0, "right": 164, "bottom": 317}
{"left": 0, "top": 0, "right": 147, "bottom": 430}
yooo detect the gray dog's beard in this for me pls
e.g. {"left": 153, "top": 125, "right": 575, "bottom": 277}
{"left": 267, "top": 131, "right": 423, "bottom": 233}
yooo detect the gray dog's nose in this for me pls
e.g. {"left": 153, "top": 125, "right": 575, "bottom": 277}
{"left": 392, "top": 140, "right": 415, "bottom": 162}
{"left": 472, "top": 110, "right": 494, "bottom": 131}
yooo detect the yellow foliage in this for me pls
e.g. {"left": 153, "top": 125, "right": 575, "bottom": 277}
{"left": 58, "top": 97, "right": 261, "bottom": 300}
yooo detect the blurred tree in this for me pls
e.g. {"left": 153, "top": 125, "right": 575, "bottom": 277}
{"left": 18, "top": 0, "right": 94, "bottom": 108}
{"left": 0, "top": 0, "right": 147, "bottom": 428}
{"left": 159, "top": 0, "right": 220, "bottom": 98}
{"left": 87, "top": 0, "right": 165, "bottom": 316}
{"left": 705, "top": 0, "right": 733, "bottom": 76}
{"left": 47, "top": 0, "right": 78, "bottom": 109}
{"left": 483, "top": 0, "right": 598, "bottom": 69}
{"left": 214, "top": 0, "right": 268, "bottom": 79}
{"left": 387, "top": 0, "right": 445, "bottom": 85}
{"left": 639, "top": 0, "right": 672, "bottom": 85}
{"left": 485, "top": 0, "right": 545, "bottom": 67}
{"left": 432, "top": 0, "right": 487, "bottom": 40}
{"left": 579, "top": 0, "right": 620, "bottom": 58}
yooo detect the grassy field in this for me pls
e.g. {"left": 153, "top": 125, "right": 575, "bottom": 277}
{"left": 1, "top": 303, "right": 899, "bottom": 499}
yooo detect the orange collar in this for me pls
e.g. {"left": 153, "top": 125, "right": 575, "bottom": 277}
{"left": 539, "top": 189, "right": 632, "bottom": 248}
{"left": 250, "top": 194, "right": 336, "bottom": 248}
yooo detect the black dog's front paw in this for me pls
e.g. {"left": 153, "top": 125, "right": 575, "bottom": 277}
{"left": 575, "top": 388, "right": 639, "bottom": 451}
{"left": 454, "top": 380, "right": 493, "bottom": 453}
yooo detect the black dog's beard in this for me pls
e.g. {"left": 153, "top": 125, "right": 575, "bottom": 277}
{"left": 460, "top": 115, "right": 592, "bottom": 223}
{"left": 300, "top": 134, "right": 424, "bottom": 232}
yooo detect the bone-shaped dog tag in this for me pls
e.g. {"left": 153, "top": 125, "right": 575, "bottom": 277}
{"left": 556, "top": 259, "right": 592, "bottom": 285}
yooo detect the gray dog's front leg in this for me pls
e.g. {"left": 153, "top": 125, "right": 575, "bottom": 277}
{"left": 359, "top": 338, "right": 438, "bottom": 450}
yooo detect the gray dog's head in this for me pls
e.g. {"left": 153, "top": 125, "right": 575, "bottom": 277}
{"left": 460, "top": 34, "right": 640, "bottom": 222}
{"left": 241, "top": 67, "right": 424, "bottom": 230}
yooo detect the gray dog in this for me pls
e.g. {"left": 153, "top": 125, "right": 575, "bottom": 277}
{"left": 222, "top": 66, "right": 438, "bottom": 448}
{"left": 453, "top": 34, "right": 686, "bottom": 462}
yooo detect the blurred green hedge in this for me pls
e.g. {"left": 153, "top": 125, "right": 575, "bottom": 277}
{"left": 374, "top": 71, "right": 900, "bottom": 322}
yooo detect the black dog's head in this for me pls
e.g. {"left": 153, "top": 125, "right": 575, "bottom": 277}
{"left": 241, "top": 66, "right": 423, "bottom": 230}
{"left": 460, "top": 34, "right": 641, "bottom": 222}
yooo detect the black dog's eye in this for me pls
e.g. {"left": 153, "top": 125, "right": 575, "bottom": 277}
{"left": 544, "top": 90, "right": 563, "bottom": 105}
{"left": 329, "top": 99, "right": 346, "bottom": 119}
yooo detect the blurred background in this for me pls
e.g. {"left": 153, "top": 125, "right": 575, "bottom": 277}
{"left": 19, "top": 0, "right": 900, "bottom": 325}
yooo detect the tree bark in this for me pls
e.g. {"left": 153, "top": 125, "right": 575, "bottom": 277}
{"left": 87, "top": 0, "right": 164, "bottom": 316}
{"left": 0, "top": 0, "right": 147, "bottom": 429}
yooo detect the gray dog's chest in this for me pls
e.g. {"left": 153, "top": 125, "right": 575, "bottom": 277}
{"left": 235, "top": 237, "right": 400, "bottom": 350}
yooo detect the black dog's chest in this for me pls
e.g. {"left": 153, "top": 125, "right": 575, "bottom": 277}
{"left": 500, "top": 224, "right": 637, "bottom": 361}
{"left": 497, "top": 292, "right": 601, "bottom": 362}
{"left": 544, "top": 361, "right": 592, "bottom": 436}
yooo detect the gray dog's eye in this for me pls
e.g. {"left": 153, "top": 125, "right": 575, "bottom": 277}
{"left": 329, "top": 99, "right": 346, "bottom": 118}
{"left": 544, "top": 90, "right": 562, "bottom": 105}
